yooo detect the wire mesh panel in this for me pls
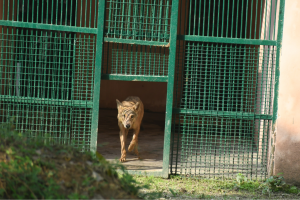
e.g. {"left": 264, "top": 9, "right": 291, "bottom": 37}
{"left": 171, "top": 114, "right": 272, "bottom": 179}
{"left": 171, "top": 42, "right": 276, "bottom": 179}
{"left": 178, "top": 0, "right": 280, "bottom": 41}
{"left": 174, "top": 42, "right": 276, "bottom": 115}
{"left": 170, "top": 0, "right": 281, "bottom": 179}
{"left": 0, "top": 0, "right": 98, "bottom": 151}
{"left": 102, "top": 42, "right": 169, "bottom": 76}
{"left": 104, "top": 0, "right": 172, "bottom": 42}
{"left": 0, "top": 0, "right": 98, "bottom": 28}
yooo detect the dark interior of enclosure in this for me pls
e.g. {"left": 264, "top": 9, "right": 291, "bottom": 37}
{"left": 97, "top": 80, "right": 167, "bottom": 171}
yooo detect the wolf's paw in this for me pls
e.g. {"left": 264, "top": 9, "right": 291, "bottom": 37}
{"left": 128, "top": 143, "right": 135, "bottom": 152}
{"left": 119, "top": 157, "right": 126, "bottom": 162}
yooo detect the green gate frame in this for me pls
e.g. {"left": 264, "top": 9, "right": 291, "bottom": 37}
{"left": 97, "top": 0, "right": 180, "bottom": 178}
{"left": 169, "top": 0, "right": 286, "bottom": 179}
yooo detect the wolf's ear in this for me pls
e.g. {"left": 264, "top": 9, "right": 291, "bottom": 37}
{"left": 116, "top": 99, "right": 122, "bottom": 109}
{"left": 133, "top": 102, "right": 140, "bottom": 110}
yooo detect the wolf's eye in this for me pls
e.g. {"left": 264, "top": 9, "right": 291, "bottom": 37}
{"left": 131, "top": 115, "right": 134, "bottom": 119}
{"left": 123, "top": 115, "right": 125, "bottom": 118}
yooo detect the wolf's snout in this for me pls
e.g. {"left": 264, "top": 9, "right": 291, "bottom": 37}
{"left": 126, "top": 124, "right": 130, "bottom": 129}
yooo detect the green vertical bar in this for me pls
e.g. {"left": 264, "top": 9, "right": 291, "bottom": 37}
{"left": 245, "top": 0, "right": 249, "bottom": 38}
{"left": 90, "top": 0, "right": 105, "bottom": 153}
{"left": 17, "top": 0, "right": 20, "bottom": 21}
{"left": 164, "top": 0, "right": 170, "bottom": 42}
{"left": 150, "top": 0, "right": 156, "bottom": 41}
{"left": 273, "top": 0, "right": 279, "bottom": 40}
{"left": 254, "top": 0, "right": 258, "bottom": 38}
{"left": 31, "top": 0, "right": 34, "bottom": 22}
{"left": 231, "top": 0, "right": 235, "bottom": 37}
{"left": 271, "top": 0, "right": 285, "bottom": 175}
{"left": 148, "top": 46, "right": 151, "bottom": 75}
{"left": 46, "top": 0, "right": 49, "bottom": 23}
{"left": 7, "top": 0, "right": 10, "bottom": 20}
{"left": 203, "top": 0, "right": 206, "bottom": 35}
{"left": 217, "top": 0, "right": 220, "bottom": 37}
{"left": 127, "top": 1, "right": 132, "bottom": 39}
{"left": 65, "top": 0, "right": 68, "bottom": 25}
{"left": 249, "top": 0, "right": 254, "bottom": 39}
{"left": 268, "top": 0, "right": 273, "bottom": 40}
{"left": 226, "top": 0, "right": 229, "bottom": 37}
{"left": 237, "top": 0, "right": 240, "bottom": 38}
{"left": 107, "top": 0, "right": 113, "bottom": 34}
{"left": 56, "top": 0, "right": 59, "bottom": 24}
{"left": 157, "top": 0, "right": 163, "bottom": 41}
{"left": 80, "top": 0, "right": 83, "bottom": 27}
{"left": 12, "top": 0, "right": 15, "bottom": 21}
{"left": 207, "top": 0, "right": 211, "bottom": 36}
{"left": 212, "top": 0, "right": 215, "bottom": 36}
{"left": 263, "top": 0, "right": 268, "bottom": 40}
{"left": 193, "top": 0, "right": 197, "bottom": 35}
{"left": 188, "top": 0, "right": 192, "bottom": 35}
{"left": 75, "top": 0, "right": 78, "bottom": 26}
{"left": 119, "top": 1, "right": 125, "bottom": 38}
{"left": 94, "top": 0, "right": 97, "bottom": 28}
{"left": 162, "top": 0, "right": 179, "bottom": 178}
{"left": 198, "top": 0, "right": 202, "bottom": 35}
{"left": 37, "top": 0, "right": 40, "bottom": 23}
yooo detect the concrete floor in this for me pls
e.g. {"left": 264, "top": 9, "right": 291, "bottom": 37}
{"left": 97, "top": 109, "right": 165, "bottom": 172}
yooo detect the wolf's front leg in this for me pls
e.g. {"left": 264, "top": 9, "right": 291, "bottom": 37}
{"left": 119, "top": 129, "right": 128, "bottom": 162}
{"left": 128, "top": 127, "right": 140, "bottom": 159}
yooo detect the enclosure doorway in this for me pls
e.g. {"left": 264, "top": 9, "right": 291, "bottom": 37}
{"left": 97, "top": 80, "right": 167, "bottom": 172}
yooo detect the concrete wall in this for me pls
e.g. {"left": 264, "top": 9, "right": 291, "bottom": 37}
{"left": 275, "top": 0, "right": 300, "bottom": 186}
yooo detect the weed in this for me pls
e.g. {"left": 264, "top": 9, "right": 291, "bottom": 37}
{"left": 260, "top": 173, "right": 300, "bottom": 196}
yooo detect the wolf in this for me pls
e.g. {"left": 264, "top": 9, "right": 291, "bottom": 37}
{"left": 116, "top": 96, "right": 144, "bottom": 162}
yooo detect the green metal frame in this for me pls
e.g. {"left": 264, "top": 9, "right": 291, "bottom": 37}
{"left": 177, "top": 35, "right": 277, "bottom": 46}
{"left": 90, "top": 0, "right": 106, "bottom": 153}
{"left": 162, "top": 0, "right": 180, "bottom": 178}
{"left": 104, "top": 38, "right": 169, "bottom": 47}
{"left": 0, "top": 21, "right": 97, "bottom": 34}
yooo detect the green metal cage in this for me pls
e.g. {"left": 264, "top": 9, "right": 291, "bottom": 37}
{"left": 0, "top": 0, "right": 99, "bottom": 151}
{"left": 170, "top": 0, "right": 284, "bottom": 179}
{"left": 0, "top": 0, "right": 285, "bottom": 179}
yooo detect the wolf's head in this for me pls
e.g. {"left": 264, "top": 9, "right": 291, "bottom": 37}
{"left": 116, "top": 99, "right": 140, "bottom": 129}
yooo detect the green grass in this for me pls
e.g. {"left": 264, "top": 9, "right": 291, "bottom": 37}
{"left": 133, "top": 173, "right": 300, "bottom": 199}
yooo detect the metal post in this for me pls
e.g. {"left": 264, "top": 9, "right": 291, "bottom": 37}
{"left": 162, "top": 0, "right": 179, "bottom": 178}
{"left": 90, "top": 0, "right": 105, "bottom": 153}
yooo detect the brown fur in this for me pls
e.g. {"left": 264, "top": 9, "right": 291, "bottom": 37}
{"left": 116, "top": 96, "right": 144, "bottom": 162}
